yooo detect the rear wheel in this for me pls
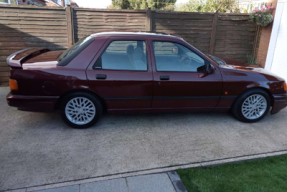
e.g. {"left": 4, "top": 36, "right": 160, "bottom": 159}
{"left": 60, "top": 92, "right": 102, "bottom": 128}
{"left": 232, "top": 89, "right": 270, "bottom": 122}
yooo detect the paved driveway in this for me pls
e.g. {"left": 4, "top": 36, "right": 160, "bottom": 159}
{"left": 1, "top": 87, "right": 287, "bottom": 191}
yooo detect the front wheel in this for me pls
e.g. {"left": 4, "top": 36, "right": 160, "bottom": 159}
{"left": 60, "top": 92, "right": 102, "bottom": 128}
{"left": 232, "top": 89, "right": 271, "bottom": 123}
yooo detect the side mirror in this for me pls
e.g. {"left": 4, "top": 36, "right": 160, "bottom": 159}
{"left": 206, "top": 63, "right": 213, "bottom": 74}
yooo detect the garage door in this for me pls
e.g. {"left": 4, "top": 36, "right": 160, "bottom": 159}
{"left": 265, "top": 0, "right": 287, "bottom": 81}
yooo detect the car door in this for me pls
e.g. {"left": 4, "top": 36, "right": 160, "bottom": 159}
{"left": 151, "top": 40, "right": 223, "bottom": 109}
{"left": 86, "top": 37, "right": 153, "bottom": 111}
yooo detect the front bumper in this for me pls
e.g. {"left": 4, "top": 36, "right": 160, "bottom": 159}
{"left": 271, "top": 93, "right": 287, "bottom": 115}
{"left": 6, "top": 92, "right": 59, "bottom": 112}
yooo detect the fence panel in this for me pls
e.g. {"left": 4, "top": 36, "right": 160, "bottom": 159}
{"left": 214, "top": 13, "right": 256, "bottom": 61}
{"left": 0, "top": 5, "right": 68, "bottom": 85}
{"left": 153, "top": 11, "right": 214, "bottom": 53}
{"left": 73, "top": 8, "right": 147, "bottom": 42}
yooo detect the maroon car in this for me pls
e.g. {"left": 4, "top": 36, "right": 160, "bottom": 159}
{"left": 6, "top": 32, "right": 287, "bottom": 128}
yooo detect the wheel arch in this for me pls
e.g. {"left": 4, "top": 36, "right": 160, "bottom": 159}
{"left": 55, "top": 89, "right": 107, "bottom": 112}
{"left": 231, "top": 87, "right": 274, "bottom": 109}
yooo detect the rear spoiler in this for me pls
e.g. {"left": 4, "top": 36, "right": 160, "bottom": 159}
{"left": 6, "top": 48, "right": 50, "bottom": 68}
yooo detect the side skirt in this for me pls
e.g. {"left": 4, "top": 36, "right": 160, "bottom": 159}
{"left": 107, "top": 107, "right": 230, "bottom": 114}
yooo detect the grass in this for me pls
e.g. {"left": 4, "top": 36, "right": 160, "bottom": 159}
{"left": 246, "top": 54, "right": 259, "bottom": 65}
{"left": 177, "top": 154, "right": 287, "bottom": 192}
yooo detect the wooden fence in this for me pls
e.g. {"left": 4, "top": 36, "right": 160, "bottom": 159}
{"left": 0, "top": 5, "right": 68, "bottom": 86}
{"left": 0, "top": 5, "right": 257, "bottom": 86}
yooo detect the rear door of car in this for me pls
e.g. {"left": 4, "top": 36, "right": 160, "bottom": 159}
{"left": 150, "top": 38, "right": 223, "bottom": 110}
{"left": 86, "top": 36, "right": 153, "bottom": 112}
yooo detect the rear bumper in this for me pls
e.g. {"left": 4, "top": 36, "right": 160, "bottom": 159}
{"left": 6, "top": 92, "right": 59, "bottom": 112}
{"left": 271, "top": 93, "right": 287, "bottom": 115}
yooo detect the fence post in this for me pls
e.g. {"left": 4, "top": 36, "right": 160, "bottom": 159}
{"left": 65, "top": 5, "right": 74, "bottom": 47}
{"left": 209, "top": 11, "right": 218, "bottom": 55}
{"left": 252, "top": 25, "right": 261, "bottom": 58}
{"left": 146, "top": 7, "right": 152, "bottom": 32}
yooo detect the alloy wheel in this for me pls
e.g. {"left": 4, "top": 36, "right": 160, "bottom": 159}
{"left": 65, "top": 97, "right": 96, "bottom": 125}
{"left": 241, "top": 94, "right": 267, "bottom": 120}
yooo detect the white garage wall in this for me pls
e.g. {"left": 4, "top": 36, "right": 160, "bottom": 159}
{"left": 265, "top": 0, "right": 287, "bottom": 81}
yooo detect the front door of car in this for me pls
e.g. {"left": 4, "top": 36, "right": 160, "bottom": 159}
{"left": 86, "top": 37, "right": 153, "bottom": 112}
{"left": 151, "top": 40, "right": 223, "bottom": 109}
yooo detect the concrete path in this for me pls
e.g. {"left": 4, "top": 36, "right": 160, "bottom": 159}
{"left": 1, "top": 87, "right": 287, "bottom": 191}
{"left": 5, "top": 172, "right": 187, "bottom": 192}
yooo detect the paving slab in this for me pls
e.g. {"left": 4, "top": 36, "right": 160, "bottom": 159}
{"left": 80, "top": 178, "right": 128, "bottom": 192}
{"left": 126, "top": 173, "right": 175, "bottom": 192}
{"left": 32, "top": 185, "right": 79, "bottom": 192}
{"left": 5, "top": 189, "right": 27, "bottom": 192}
{"left": 2, "top": 87, "right": 287, "bottom": 191}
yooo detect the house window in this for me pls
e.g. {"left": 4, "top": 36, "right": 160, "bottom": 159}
{"left": 0, "top": 0, "right": 11, "bottom": 4}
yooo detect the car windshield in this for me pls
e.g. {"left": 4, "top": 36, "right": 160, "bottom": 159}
{"left": 58, "top": 36, "right": 93, "bottom": 61}
{"left": 205, "top": 54, "right": 226, "bottom": 66}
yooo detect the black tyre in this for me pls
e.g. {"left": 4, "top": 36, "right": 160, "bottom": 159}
{"left": 232, "top": 89, "right": 271, "bottom": 123}
{"left": 60, "top": 92, "right": 102, "bottom": 128}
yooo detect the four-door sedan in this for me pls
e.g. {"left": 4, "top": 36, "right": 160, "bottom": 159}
{"left": 6, "top": 32, "right": 287, "bottom": 128}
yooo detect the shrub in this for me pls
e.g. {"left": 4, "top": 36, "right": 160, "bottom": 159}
{"left": 246, "top": 55, "right": 258, "bottom": 65}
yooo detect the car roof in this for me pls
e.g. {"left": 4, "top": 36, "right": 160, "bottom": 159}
{"left": 90, "top": 32, "right": 183, "bottom": 40}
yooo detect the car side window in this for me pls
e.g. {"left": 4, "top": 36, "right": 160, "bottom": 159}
{"left": 94, "top": 40, "right": 147, "bottom": 71}
{"left": 152, "top": 41, "right": 206, "bottom": 72}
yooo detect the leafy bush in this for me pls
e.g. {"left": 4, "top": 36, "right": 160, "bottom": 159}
{"left": 177, "top": 0, "right": 240, "bottom": 13}
{"left": 108, "top": 0, "right": 176, "bottom": 10}
{"left": 246, "top": 55, "right": 258, "bottom": 65}
{"left": 250, "top": 6, "right": 274, "bottom": 26}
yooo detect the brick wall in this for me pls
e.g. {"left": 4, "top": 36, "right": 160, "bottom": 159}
{"left": 256, "top": 0, "right": 278, "bottom": 68}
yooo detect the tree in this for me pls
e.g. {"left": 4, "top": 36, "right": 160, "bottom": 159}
{"left": 109, "top": 0, "right": 131, "bottom": 9}
{"left": 108, "top": 0, "right": 177, "bottom": 10}
{"left": 177, "top": 0, "right": 240, "bottom": 13}
{"left": 176, "top": 0, "right": 203, "bottom": 12}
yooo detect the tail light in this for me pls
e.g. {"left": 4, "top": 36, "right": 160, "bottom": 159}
{"left": 284, "top": 82, "right": 287, "bottom": 92}
{"left": 9, "top": 79, "right": 18, "bottom": 90}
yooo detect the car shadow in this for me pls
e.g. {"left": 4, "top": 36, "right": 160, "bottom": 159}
{"left": 7, "top": 103, "right": 282, "bottom": 133}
